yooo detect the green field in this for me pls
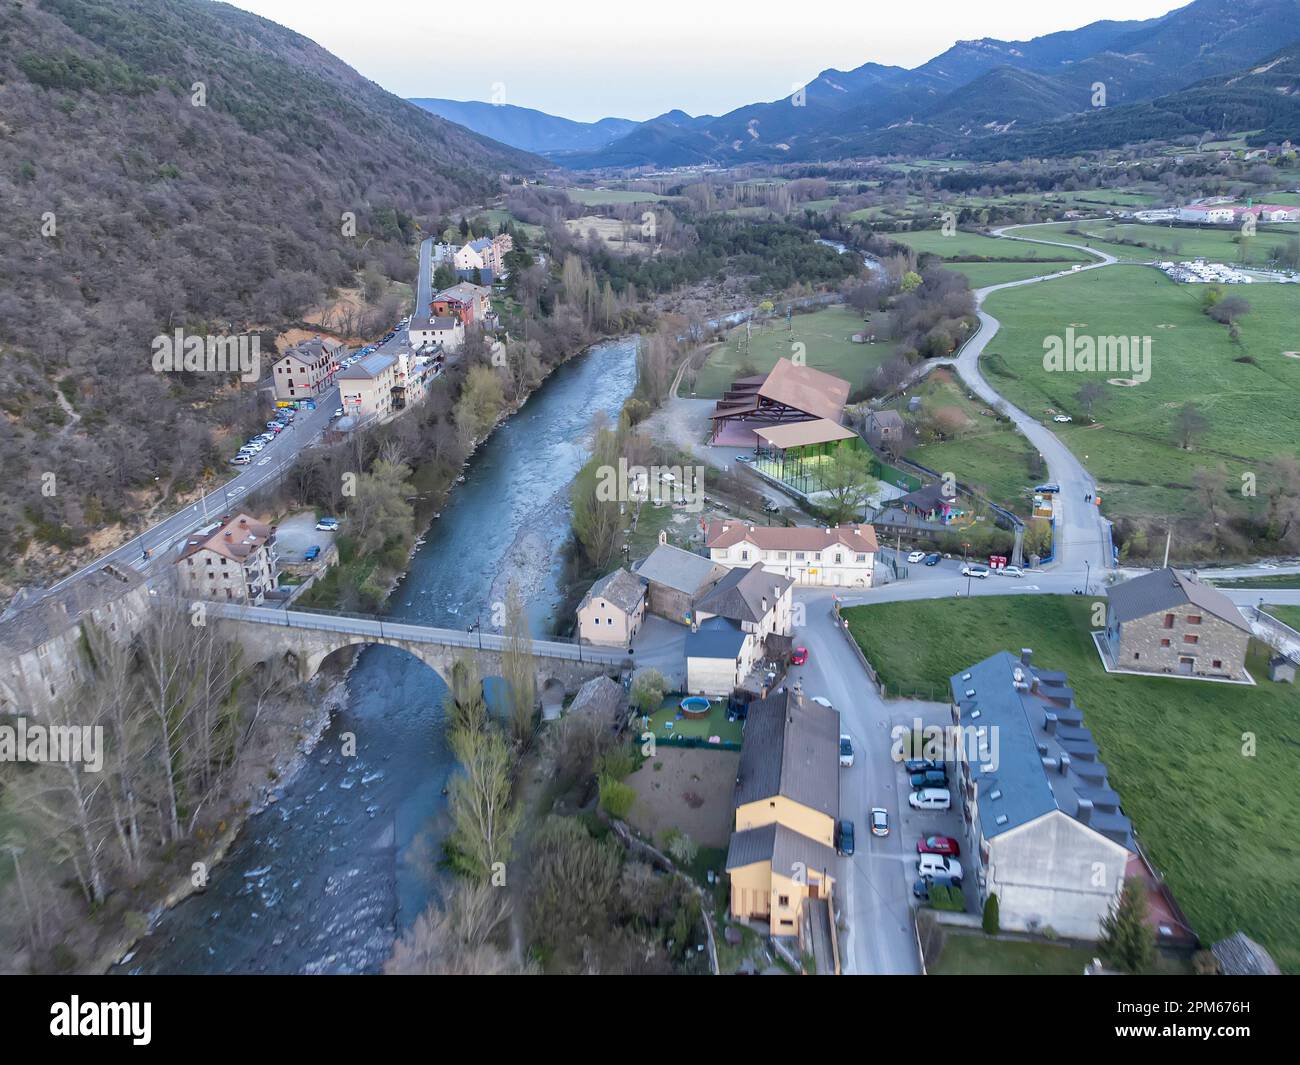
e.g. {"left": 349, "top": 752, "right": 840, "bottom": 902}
{"left": 843, "top": 594, "right": 1300, "bottom": 973}
{"left": 689, "top": 305, "right": 896, "bottom": 399}
{"left": 1264, "top": 604, "right": 1300, "bottom": 630}
{"left": 946, "top": 261, "right": 1086, "bottom": 288}
{"left": 979, "top": 264, "right": 1300, "bottom": 523}
{"left": 1063, "top": 221, "right": 1300, "bottom": 266}
{"left": 887, "top": 229, "right": 1091, "bottom": 262}
{"left": 645, "top": 697, "right": 743, "bottom": 744}
{"left": 895, "top": 368, "right": 1041, "bottom": 515}
{"left": 1006, "top": 223, "right": 1154, "bottom": 261}
{"left": 559, "top": 186, "right": 666, "bottom": 206}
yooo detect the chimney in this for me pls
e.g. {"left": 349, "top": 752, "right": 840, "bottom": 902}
{"left": 1059, "top": 752, "right": 1071, "bottom": 775}
{"left": 1044, "top": 711, "right": 1058, "bottom": 735}
{"left": 1020, "top": 648, "right": 1033, "bottom": 667}
{"left": 1030, "top": 674, "right": 1040, "bottom": 693}
{"left": 1076, "top": 798, "right": 1094, "bottom": 825}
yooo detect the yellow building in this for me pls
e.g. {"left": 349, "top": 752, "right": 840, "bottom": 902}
{"left": 725, "top": 690, "right": 840, "bottom": 939}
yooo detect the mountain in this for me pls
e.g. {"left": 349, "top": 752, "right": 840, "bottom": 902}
{"left": 410, "top": 98, "right": 639, "bottom": 152}
{"left": 964, "top": 39, "right": 1300, "bottom": 158}
{"left": 567, "top": 0, "right": 1300, "bottom": 167}
{"left": 0, "top": 0, "right": 537, "bottom": 578}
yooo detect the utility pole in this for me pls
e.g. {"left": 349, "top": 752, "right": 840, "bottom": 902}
{"left": 1162, "top": 530, "right": 1172, "bottom": 569}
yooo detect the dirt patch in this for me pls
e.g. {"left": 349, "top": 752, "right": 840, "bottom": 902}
{"left": 1283, "top": 351, "right": 1300, "bottom": 359}
{"left": 625, "top": 746, "right": 739, "bottom": 848}
{"left": 564, "top": 215, "right": 655, "bottom": 254}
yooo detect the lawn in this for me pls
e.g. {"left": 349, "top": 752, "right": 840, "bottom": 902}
{"left": 1007, "top": 223, "right": 1154, "bottom": 261}
{"left": 643, "top": 696, "right": 744, "bottom": 745}
{"left": 1207, "top": 573, "right": 1300, "bottom": 589}
{"left": 979, "top": 264, "right": 1300, "bottom": 523}
{"left": 894, "top": 368, "right": 1042, "bottom": 516}
{"left": 1264, "top": 604, "right": 1300, "bottom": 630}
{"left": 690, "top": 304, "right": 897, "bottom": 399}
{"left": 842, "top": 594, "right": 1300, "bottom": 973}
{"left": 559, "top": 186, "right": 665, "bottom": 206}
{"left": 929, "top": 931, "right": 1097, "bottom": 975}
{"left": 887, "top": 229, "right": 1091, "bottom": 263}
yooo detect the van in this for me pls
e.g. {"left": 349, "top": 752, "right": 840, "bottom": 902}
{"left": 908, "top": 788, "right": 951, "bottom": 811}
{"left": 917, "top": 854, "right": 963, "bottom": 881}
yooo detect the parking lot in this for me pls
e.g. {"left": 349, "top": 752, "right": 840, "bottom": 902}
{"left": 274, "top": 511, "right": 337, "bottom": 565}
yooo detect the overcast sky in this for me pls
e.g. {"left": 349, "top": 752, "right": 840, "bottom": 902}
{"left": 229, "top": 0, "right": 1185, "bottom": 122}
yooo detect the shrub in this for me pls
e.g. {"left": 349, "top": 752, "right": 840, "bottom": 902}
{"left": 598, "top": 774, "right": 636, "bottom": 819}
{"left": 982, "top": 893, "right": 1000, "bottom": 934}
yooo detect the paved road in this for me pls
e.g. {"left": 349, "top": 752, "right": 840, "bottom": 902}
{"left": 415, "top": 236, "right": 434, "bottom": 317}
{"left": 47, "top": 387, "right": 340, "bottom": 594}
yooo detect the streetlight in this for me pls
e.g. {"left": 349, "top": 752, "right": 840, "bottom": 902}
{"left": 468, "top": 619, "right": 482, "bottom": 650}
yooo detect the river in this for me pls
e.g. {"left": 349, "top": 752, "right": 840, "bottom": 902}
{"left": 117, "top": 336, "right": 640, "bottom": 974}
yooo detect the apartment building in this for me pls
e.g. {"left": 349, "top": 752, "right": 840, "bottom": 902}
{"left": 705, "top": 522, "right": 878, "bottom": 587}
{"left": 338, "top": 352, "right": 400, "bottom": 420}
{"left": 177, "top": 513, "right": 278, "bottom": 604}
{"left": 271, "top": 337, "right": 342, "bottom": 400}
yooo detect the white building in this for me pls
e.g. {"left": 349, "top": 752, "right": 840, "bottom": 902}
{"left": 408, "top": 313, "right": 464, "bottom": 353}
{"left": 705, "top": 522, "right": 878, "bottom": 588}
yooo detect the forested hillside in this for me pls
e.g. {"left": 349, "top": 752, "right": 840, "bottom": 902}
{"left": 0, "top": 0, "right": 535, "bottom": 585}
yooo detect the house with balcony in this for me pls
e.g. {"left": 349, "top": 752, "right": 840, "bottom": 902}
{"left": 726, "top": 689, "right": 840, "bottom": 947}
{"left": 271, "top": 337, "right": 342, "bottom": 401}
{"left": 338, "top": 352, "right": 400, "bottom": 421}
{"left": 685, "top": 563, "right": 794, "bottom": 694}
{"left": 177, "top": 513, "right": 278, "bottom": 605}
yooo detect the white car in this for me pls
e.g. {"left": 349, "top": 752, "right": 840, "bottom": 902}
{"left": 1053, "top": 414, "right": 1072, "bottom": 423}
{"left": 909, "top": 788, "right": 952, "bottom": 811}
{"left": 917, "top": 854, "right": 963, "bottom": 881}
{"left": 243, "top": 441, "right": 265, "bottom": 453}
{"left": 961, "top": 564, "right": 990, "bottom": 579}
{"left": 1000, "top": 565, "right": 1025, "bottom": 578}
{"left": 907, "top": 550, "right": 927, "bottom": 563}
{"left": 811, "top": 696, "right": 832, "bottom": 708}
{"left": 870, "top": 808, "right": 889, "bottom": 837}
{"left": 839, "top": 734, "right": 855, "bottom": 768}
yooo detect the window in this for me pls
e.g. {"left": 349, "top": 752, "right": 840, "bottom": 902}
{"left": 1187, "top": 615, "right": 1202, "bottom": 625}
{"left": 835, "top": 553, "right": 843, "bottom": 564}
{"left": 1163, "top": 614, "right": 1175, "bottom": 628}
{"left": 1184, "top": 634, "right": 1199, "bottom": 645}
{"left": 795, "top": 552, "right": 805, "bottom": 561}
{"left": 777, "top": 895, "right": 790, "bottom": 907}
{"left": 1160, "top": 638, "right": 1171, "bottom": 648}
{"left": 856, "top": 553, "right": 866, "bottom": 562}
{"left": 740, "top": 549, "right": 749, "bottom": 561}
{"left": 1133, "top": 653, "right": 1140, "bottom": 660}
{"left": 1212, "top": 659, "right": 1223, "bottom": 669}
{"left": 779, "top": 919, "right": 794, "bottom": 928}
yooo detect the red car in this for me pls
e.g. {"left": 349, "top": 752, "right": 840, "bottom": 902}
{"left": 917, "top": 836, "right": 960, "bottom": 857}
{"left": 790, "top": 647, "right": 808, "bottom": 666}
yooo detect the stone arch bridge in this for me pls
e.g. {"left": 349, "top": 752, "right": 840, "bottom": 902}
{"left": 206, "top": 603, "right": 629, "bottom": 694}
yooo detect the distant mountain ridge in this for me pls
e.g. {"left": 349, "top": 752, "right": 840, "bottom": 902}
{"left": 486, "top": 0, "right": 1300, "bottom": 167}
{"left": 410, "top": 98, "right": 639, "bottom": 152}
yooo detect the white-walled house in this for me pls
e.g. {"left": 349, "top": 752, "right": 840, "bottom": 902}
{"left": 408, "top": 313, "right": 464, "bottom": 353}
{"left": 686, "top": 564, "right": 794, "bottom": 695}
{"left": 577, "top": 568, "right": 646, "bottom": 646}
{"left": 705, "top": 522, "right": 878, "bottom": 588}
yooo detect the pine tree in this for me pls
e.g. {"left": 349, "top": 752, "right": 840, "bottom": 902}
{"left": 982, "top": 893, "right": 1000, "bottom": 935}
{"left": 1099, "top": 878, "right": 1155, "bottom": 974}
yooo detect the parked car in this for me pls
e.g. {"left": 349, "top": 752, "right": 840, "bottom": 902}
{"left": 909, "top": 769, "right": 948, "bottom": 789}
{"left": 243, "top": 441, "right": 265, "bottom": 453}
{"left": 790, "top": 647, "right": 808, "bottom": 666}
{"left": 835, "top": 819, "right": 855, "bottom": 857}
{"left": 917, "top": 835, "right": 960, "bottom": 857}
{"left": 266, "top": 421, "right": 283, "bottom": 430}
{"left": 735, "top": 454, "right": 753, "bottom": 463}
{"left": 839, "top": 734, "right": 855, "bottom": 768}
{"left": 917, "top": 854, "right": 963, "bottom": 882}
{"left": 1034, "top": 483, "right": 1060, "bottom": 494}
{"left": 912, "top": 874, "right": 961, "bottom": 900}
{"left": 907, "top": 550, "right": 927, "bottom": 563}
{"left": 923, "top": 553, "right": 941, "bottom": 566}
{"left": 267, "top": 424, "right": 283, "bottom": 434}
{"left": 811, "top": 696, "right": 832, "bottom": 708}
{"left": 230, "top": 454, "right": 251, "bottom": 465}
{"left": 904, "top": 758, "right": 942, "bottom": 773}
{"left": 315, "top": 517, "right": 340, "bottom": 532}
{"left": 999, "top": 565, "right": 1025, "bottom": 578}
{"left": 908, "top": 788, "right": 951, "bottom": 811}
{"left": 870, "top": 808, "right": 889, "bottom": 837}
{"left": 961, "top": 564, "right": 990, "bottom": 579}
{"left": 1053, "top": 414, "right": 1072, "bottom": 423}
{"left": 303, "top": 546, "right": 321, "bottom": 563}
{"left": 334, "top": 408, "right": 344, "bottom": 418}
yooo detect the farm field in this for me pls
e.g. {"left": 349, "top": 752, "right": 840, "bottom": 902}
{"left": 979, "top": 264, "right": 1300, "bottom": 523}
{"left": 892, "top": 368, "right": 1041, "bottom": 515}
{"left": 559, "top": 186, "right": 666, "bottom": 205}
{"left": 689, "top": 304, "right": 896, "bottom": 399}
{"left": 842, "top": 594, "right": 1300, "bottom": 973}
{"left": 1006, "top": 222, "right": 1153, "bottom": 261}
{"left": 887, "top": 228, "right": 1091, "bottom": 262}
{"left": 1068, "top": 221, "right": 1300, "bottom": 266}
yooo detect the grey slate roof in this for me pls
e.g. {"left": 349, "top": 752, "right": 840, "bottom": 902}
{"left": 338, "top": 352, "right": 397, "bottom": 380}
{"left": 567, "top": 675, "right": 626, "bottom": 730}
{"left": 695, "top": 563, "right": 792, "bottom": 626}
{"left": 735, "top": 690, "right": 839, "bottom": 819}
{"left": 580, "top": 567, "right": 646, "bottom": 615}
{"left": 950, "top": 650, "right": 1136, "bottom": 851}
{"left": 1211, "top": 932, "right": 1281, "bottom": 976}
{"left": 1108, "top": 567, "right": 1252, "bottom": 633}
{"left": 686, "top": 616, "right": 747, "bottom": 659}
{"left": 633, "top": 543, "right": 723, "bottom": 596}
{"left": 0, "top": 565, "right": 145, "bottom": 657}
{"left": 725, "top": 822, "right": 836, "bottom": 875}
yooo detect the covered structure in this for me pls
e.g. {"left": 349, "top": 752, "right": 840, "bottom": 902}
{"left": 752, "top": 419, "right": 861, "bottom": 496}
{"left": 710, "top": 358, "right": 850, "bottom": 447}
